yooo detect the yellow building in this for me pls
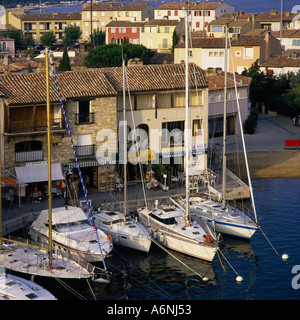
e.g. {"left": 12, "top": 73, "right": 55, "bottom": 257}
{"left": 140, "top": 18, "right": 184, "bottom": 53}
{"left": 8, "top": 11, "right": 81, "bottom": 42}
{"left": 81, "top": 3, "right": 154, "bottom": 42}
{"left": 229, "top": 33, "right": 282, "bottom": 73}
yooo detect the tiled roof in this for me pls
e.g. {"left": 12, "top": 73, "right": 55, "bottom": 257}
{"left": 0, "top": 70, "right": 117, "bottom": 105}
{"left": 144, "top": 19, "right": 180, "bottom": 26}
{"left": 207, "top": 71, "right": 251, "bottom": 91}
{"left": 82, "top": 3, "right": 124, "bottom": 11}
{"left": 106, "top": 20, "right": 145, "bottom": 28}
{"left": 155, "top": 2, "right": 194, "bottom": 10}
{"left": 16, "top": 12, "right": 81, "bottom": 21}
{"left": 256, "top": 11, "right": 297, "bottom": 22}
{"left": 0, "top": 57, "right": 40, "bottom": 74}
{"left": 192, "top": 1, "right": 230, "bottom": 10}
{"left": 101, "top": 63, "right": 208, "bottom": 93}
{"left": 0, "top": 64, "right": 208, "bottom": 105}
{"left": 175, "top": 38, "right": 226, "bottom": 49}
{"left": 231, "top": 35, "right": 266, "bottom": 46}
{"left": 260, "top": 55, "right": 300, "bottom": 68}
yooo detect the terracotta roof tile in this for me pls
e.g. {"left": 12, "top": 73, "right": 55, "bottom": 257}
{"left": 0, "top": 64, "right": 208, "bottom": 105}
{"left": 17, "top": 12, "right": 81, "bottom": 21}
{"left": 144, "top": 19, "right": 180, "bottom": 26}
{"left": 260, "top": 55, "right": 300, "bottom": 68}
{"left": 256, "top": 11, "right": 297, "bottom": 22}
{"left": 106, "top": 20, "right": 145, "bottom": 28}
{"left": 231, "top": 35, "right": 266, "bottom": 46}
{"left": 101, "top": 63, "right": 208, "bottom": 93}
{"left": 207, "top": 72, "right": 251, "bottom": 91}
{"left": 175, "top": 38, "right": 226, "bottom": 49}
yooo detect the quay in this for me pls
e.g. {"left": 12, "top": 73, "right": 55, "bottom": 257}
{"left": 1, "top": 169, "right": 248, "bottom": 236}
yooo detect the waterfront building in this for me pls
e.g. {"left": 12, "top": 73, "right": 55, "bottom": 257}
{"left": 256, "top": 10, "right": 298, "bottom": 31}
{"left": 140, "top": 18, "right": 184, "bottom": 53}
{"left": 229, "top": 33, "right": 282, "bottom": 73}
{"left": 174, "top": 38, "right": 227, "bottom": 71}
{"left": 7, "top": 10, "right": 81, "bottom": 43}
{"left": 154, "top": 1, "right": 234, "bottom": 32}
{"left": 81, "top": 3, "right": 154, "bottom": 42}
{"left": 0, "top": 63, "right": 209, "bottom": 194}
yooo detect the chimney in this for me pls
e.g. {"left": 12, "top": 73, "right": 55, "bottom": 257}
{"left": 3, "top": 55, "right": 12, "bottom": 66}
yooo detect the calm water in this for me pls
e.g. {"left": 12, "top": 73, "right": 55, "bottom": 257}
{"left": 39, "top": 178, "right": 299, "bottom": 301}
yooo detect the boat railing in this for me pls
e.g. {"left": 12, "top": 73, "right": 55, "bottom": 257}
{"left": 226, "top": 200, "right": 254, "bottom": 220}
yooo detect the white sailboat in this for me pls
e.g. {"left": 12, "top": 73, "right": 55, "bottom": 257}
{"left": 189, "top": 25, "right": 258, "bottom": 239}
{"left": 138, "top": 9, "right": 218, "bottom": 262}
{"left": 0, "top": 267, "right": 57, "bottom": 300}
{"left": 93, "top": 60, "right": 151, "bottom": 253}
{"left": 28, "top": 205, "right": 113, "bottom": 262}
{"left": 0, "top": 48, "right": 111, "bottom": 283}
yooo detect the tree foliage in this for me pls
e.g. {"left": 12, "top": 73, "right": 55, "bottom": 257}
{"left": 3, "top": 29, "right": 24, "bottom": 50}
{"left": 84, "top": 43, "right": 154, "bottom": 68}
{"left": 59, "top": 46, "right": 71, "bottom": 71}
{"left": 91, "top": 28, "right": 105, "bottom": 47}
{"left": 40, "top": 31, "right": 57, "bottom": 48}
{"left": 62, "top": 25, "right": 82, "bottom": 47}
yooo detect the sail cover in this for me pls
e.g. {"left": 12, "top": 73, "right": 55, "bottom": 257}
{"left": 15, "top": 163, "right": 64, "bottom": 184}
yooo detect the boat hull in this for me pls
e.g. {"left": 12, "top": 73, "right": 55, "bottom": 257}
{"left": 110, "top": 232, "right": 151, "bottom": 253}
{"left": 153, "top": 229, "right": 217, "bottom": 262}
{"left": 28, "top": 228, "right": 110, "bottom": 262}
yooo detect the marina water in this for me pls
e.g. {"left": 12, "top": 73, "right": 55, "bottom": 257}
{"left": 41, "top": 178, "right": 299, "bottom": 300}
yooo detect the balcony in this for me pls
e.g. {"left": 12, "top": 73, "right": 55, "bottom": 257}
{"left": 5, "top": 118, "right": 65, "bottom": 136}
{"left": 75, "top": 145, "right": 95, "bottom": 157}
{"left": 75, "top": 113, "right": 95, "bottom": 125}
{"left": 15, "top": 150, "right": 43, "bottom": 163}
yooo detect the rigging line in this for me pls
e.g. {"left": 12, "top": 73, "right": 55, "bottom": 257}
{"left": 217, "top": 248, "right": 240, "bottom": 278}
{"left": 151, "top": 237, "right": 206, "bottom": 282}
{"left": 54, "top": 276, "right": 87, "bottom": 300}
{"left": 86, "top": 278, "right": 97, "bottom": 300}
{"left": 258, "top": 225, "right": 279, "bottom": 256}
{"left": 105, "top": 251, "right": 173, "bottom": 300}
{"left": 48, "top": 55, "right": 107, "bottom": 271}
{"left": 124, "top": 66, "right": 148, "bottom": 208}
{"left": 228, "top": 37, "right": 258, "bottom": 225}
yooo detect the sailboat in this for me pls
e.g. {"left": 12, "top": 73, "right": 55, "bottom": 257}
{"left": 93, "top": 60, "right": 151, "bottom": 253}
{"left": 189, "top": 25, "right": 258, "bottom": 239}
{"left": 0, "top": 267, "right": 57, "bottom": 300}
{"left": 28, "top": 205, "right": 113, "bottom": 262}
{"left": 0, "top": 48, "right": 111, "bottom": 283}
{"left": 138, "top": 10, "right": 218, "bottom": 262}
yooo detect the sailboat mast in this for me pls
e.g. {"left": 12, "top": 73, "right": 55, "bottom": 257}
{"left": 45, "top": 48, "right": 53, "bottom": 266}
{"left": 185, "top": 7, "right": 190, "bottom": 226}
{"left": 222, "top": 25, "right": 228, "bottom": 210}
{"left": 122, "top": 59, "right": 127, "bottom": 217}
{"left": 0, "top": 108, "right": 2, "bottom": 246}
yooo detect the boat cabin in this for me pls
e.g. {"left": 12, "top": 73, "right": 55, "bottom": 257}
{"left": 149, "top": 207, "right": 181, "bottom": 225}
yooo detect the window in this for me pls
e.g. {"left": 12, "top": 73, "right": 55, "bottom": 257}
{"left": 132, "top": 27, "right": 137, "bottom": 33}
{"left": 212, "top": 26, "right": 222, "bottom": 32}
{"left": 174, "top": 10, "right": 178, "bottom": 16}
{"left": 162, "top": 38, "right": 168, "bottom": 49}
{"left": 15, "top": 141, "right": 43, "bottom": 162}
{"left": 164, "top": 27, "right": 170, "bottom": 33}
{"left": 235, "top": 50, "right": 241, "bottom": 57}
{"left": 157, "top": 10, "right": 161, "bottom": 16}
{"left": 244, "top": 47, "right": 253, "bottom": 59}
{"left": 292, "top": 39, "right": 300, "bottom": 46}
{"left": 168, "top": 10, "right": 171, "bottom": 16}
{"left": 188, "top": 50, "right": 193, "bottom": 57}
{"left": 192, "top": 119, "right": 202, "bottom": 136}
{"left": 111, "top": 28, "right": 116, "bottom": 33}
{"left": 76, "top": 101, "right": 94, "bottom": 124}
{"left": 196, "top": 22, "right": 200, "bottom": 28}
{"left": 77, "top": 134, "right": 93, "bottom": 156}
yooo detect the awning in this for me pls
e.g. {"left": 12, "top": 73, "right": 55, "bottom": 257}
{"left": 15, "top": 163, "right": 65, "bottom": 184}
{"left": 1, "top": 177, "right": 19, "bottom": 187}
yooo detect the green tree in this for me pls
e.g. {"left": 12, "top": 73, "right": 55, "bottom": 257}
{"left": 59, "top": 46, "right": 71, "bottom": 71}
{"left": 3, "top": 29, "right": 24, "bottom": 50}
{"left": 62, "top": 25, "right": 82, "bottom": 47}
{"left": 171, "top": 30, "right": 179, "bottom": 53}
{"left": 40, "top": 31, "right": 57, "bottom": 48}
{"left": 24, "top": 33, "right": 35, "bottom": 47}
{"left": 84, "top": 43, "right": 154, "bottom": 68}
{"left": 92, "top": 28, "right": 105, "bottom": 47}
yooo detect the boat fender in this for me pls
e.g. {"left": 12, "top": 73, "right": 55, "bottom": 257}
{"left": 108, "top": 234, "right": 113, "bottom": 243}
{"left": 153, "top": 231, "right": 158, "bottom": 239}
{"left": 158, "top": 232, "right": 164, "bottom": 243}
{"left": 203, "top": 235, "right": 213, "bottom": 244}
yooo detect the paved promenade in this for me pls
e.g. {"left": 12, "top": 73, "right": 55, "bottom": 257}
{"left": 2, "top": 113, "right": 299, "bottom": 233}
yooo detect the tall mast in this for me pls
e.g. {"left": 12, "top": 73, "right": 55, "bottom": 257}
{"left": 122, "top": 59, "right": 127, "bottom": 217}
{"left": 222, "top": 25, "right": 228, "bottom": 210}
{"left": 0, "top": 103, "right": 2, "bottom": 246}
{"left": 184, "top": 7, "right": 190, "bottom": 227}
{"left": 46, "top": 48, "right": 52, "bottom": 266}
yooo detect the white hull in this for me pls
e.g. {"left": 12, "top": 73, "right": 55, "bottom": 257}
{"left": 0, "top": 241, "right": 111, "bottom": 283}
{"left": 138, "top": 207, "right": 218, "bottom": 262}
{"left": 0, "top": 272, "right": 57, "bottom": 300}
{"left": 189, "top": 198, "right": 258, "bottom": 240}
{"left": 93, "top": 211, "right": 151, "bottom": 253}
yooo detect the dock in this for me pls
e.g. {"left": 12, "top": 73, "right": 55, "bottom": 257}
{"left": 1, "top": 168, "right": 249, "bottom": 235}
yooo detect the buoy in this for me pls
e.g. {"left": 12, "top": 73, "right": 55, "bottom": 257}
{"left": 282, "top": 253, "right": 289, "bottom": 261}
{"left": 236, "top": 275, "right": 243, "bottom": 282}
{"left": 202, "top": 277, "right": 209, "bottom": 282}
